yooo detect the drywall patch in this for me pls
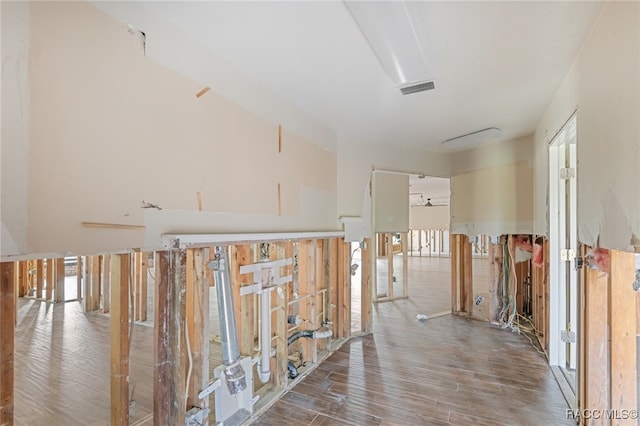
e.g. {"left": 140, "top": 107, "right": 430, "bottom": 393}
{"left": 599, "top": 189, "right": 633, "bottom": 251}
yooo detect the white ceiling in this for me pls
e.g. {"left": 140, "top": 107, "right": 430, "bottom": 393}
{"left": 409, "top": 174, "right": 450, "bottom": 206}
{"left": 133, "top": 0, "right": 604, "bottom": 152}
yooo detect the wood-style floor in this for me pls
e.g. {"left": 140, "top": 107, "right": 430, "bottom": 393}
{"left": 12, "top": 256, "right": 571, "bottom": 425}
{"left": 254, "top": 257, "right": 574, "bottom": 426}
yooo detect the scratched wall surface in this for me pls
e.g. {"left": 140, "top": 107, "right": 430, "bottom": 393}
{"left": 14, "top": 1, "right": 338, "bottom": 258}
{"left": 534, "top": 1, "right": 640, "bottom": 251}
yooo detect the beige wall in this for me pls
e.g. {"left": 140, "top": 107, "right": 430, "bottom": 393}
{"left": 534, "top": 1, "right": 640, "bottom": 251}
{"left": 2, "top": 1, "right": 338, "bottom": 258}
{"left": 1, "top": 1, "right": 30, "bottom": 256}
{"left": 410, "top": 206, "right": 449, "bottom": 230}
{"left": 450, "top": 136, "right": 533, "bottom": 236}
{"left": 372, "top": 172, "right": 409, "bottom": 233}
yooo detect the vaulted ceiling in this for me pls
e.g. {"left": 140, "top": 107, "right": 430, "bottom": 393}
{"left": 130, "top": 1, "right": 603, "bottom": 152}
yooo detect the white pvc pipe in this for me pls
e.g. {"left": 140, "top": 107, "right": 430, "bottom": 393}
{"left": 258, "top": 290, "right": 271, "bottom": 383}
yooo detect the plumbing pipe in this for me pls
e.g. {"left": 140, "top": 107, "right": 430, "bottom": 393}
{"left": 287, "top": 329, "right": 333, "bottom": 346}
{"left": 212, "top": 246, "right": 246, "bottom": 394}
{"left": 287, "top": 360, "right": 299, "bottom": 379}
{"left": 257, "top": 290, "right": 271, "bottom": 383}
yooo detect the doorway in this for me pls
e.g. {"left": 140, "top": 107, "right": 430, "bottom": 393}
{"left": 549, "top": 113, "right": 578, "bottom": 395}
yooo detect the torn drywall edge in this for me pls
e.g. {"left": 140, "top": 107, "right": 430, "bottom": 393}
{"left": 450, "top": 221, "right": 534, "bottom": 237}
{"left": 90, "top": 0, "right": 337, "bottom": 153}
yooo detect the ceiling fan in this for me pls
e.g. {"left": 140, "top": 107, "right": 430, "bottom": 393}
{"left": 410, "top": 193, "right": 448, "bottom": 207}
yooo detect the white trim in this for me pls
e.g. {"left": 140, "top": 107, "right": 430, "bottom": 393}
{"left": 162, "top": 231, "right": 344, "bottom": 249}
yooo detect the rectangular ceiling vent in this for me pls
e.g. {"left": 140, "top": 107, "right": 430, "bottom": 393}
{"left": 400, "top": 81, "right": 435, "bottom": 95}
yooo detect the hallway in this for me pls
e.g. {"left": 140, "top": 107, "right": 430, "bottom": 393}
{"left": 254, "top": 257, "right": 572, "bottom": 425}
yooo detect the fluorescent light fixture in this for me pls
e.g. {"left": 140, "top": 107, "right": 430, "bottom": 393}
{"left": 442, "top": 127, "right": 503, "bottom": 150}
{"left": 345, "top": 1, "right": 431, "bottom": 87}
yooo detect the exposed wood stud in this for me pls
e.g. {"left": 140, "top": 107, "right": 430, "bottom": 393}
{"left": 110, "top": 254, "right": 130, "bottom": 426}
{"left": 196, "top": 191, "right": 203, "bottom": 212}
{"left": 584, "top": 264, "right": 609, "bottom": 415}
{"left": 102, "top": 255, "right": 111, "bottom": 313}
{"left": 195, "top": 86, "right": 210, "bottom": 98}
{"left": 45, "top": 258, "right": 54, "bottom": 302}
{"left": 277, "top": 183, "right": 282, "bottom": 216}
{"left": 401, "top": 232, "right": 408, "bottom": 297}
{"left": 609, "top": 249, "right": 637, "bottom": 418}
{"left": 186, "top": 248, "right": 209, "bottom": 413}
{"left": 0, "top": 262, "right": 15, "bottom": 425}
{"left": 450, "top": 235, "right": 458, "bottom": 312}
{"left": 361, "top": 238, "right": 372, "bottom": 333}
{"left": 76, "top": 257, "right": 82, "bottom": 301}
{"left": 463, "top": 235, "right": 473, "bottom": 314}
{"left": 329, "top": 239, "right": 339, "bottom": 338}
{"left": 232, "top": 245, "right": 254, "bottom": 356}
{"left": 81, "top": 221, "right": 146, "bottom": 230}
{"left": 154, "top": 250, "right": 187, "bottom": 426}
{"left": 55, "top": 258, "right": 65, "bottom": 303}
{"left": 298, "top": 240, "right": 317, "bottom": 362}
{"left": 36, "top": 259, "right": 44, "bottom": 299}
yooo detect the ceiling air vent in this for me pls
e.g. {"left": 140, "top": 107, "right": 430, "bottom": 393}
{"left": 400, "top": 81, "right": 435, "bottom": 95}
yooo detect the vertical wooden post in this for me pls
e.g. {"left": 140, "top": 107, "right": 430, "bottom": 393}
{"left": 361, "top": 238, "right": 372, "bottom": 333}
{"left": 185, "top": 249, "right": 209, "bottom": 415}
{"left": 314, "top": 240, "right": 325, "bottom": 352}
{"left": 298, "top": 240, "right": 317, "bottom": 362}
{"left": 609, "top": 250, "right": 637, "bottom": 420}
{"left": 76, "top": 256, "right": 83, "bottom": 301}
{"left": 83, "top": 256, "right": 92, "bottom": 311}
{"left": 93, "top": 255, "right": 102, "bottom": 311}
{"left": 463, "top": 235, "right": 473, "bottom": 314}
{"left": 0, "top": 263, "right": 15, "bottom": 425}
{"left": 488, "top": 243, "right": 502, "bottom": 323}
{"left": 102, "top": 255, "right": 111, "bottom": 313}
{"left": 110, "top": 254, "right": 130, "bottom": 426}
{"left": 231, "top": 245, "right": 254, "bottom": 356}
{"left": 584, "top": 266, "right": 609, "bottom": 416}
{"left": 154, "top": 250, "right": 186, "bottom": 426}
{"left": 134, "top": 252, "right": 148, "bottom": 321}
{"left": 340, "top": 239, "right": 351, "bottom": 339}
{"left": 386, "top": 233, "right": 394, "bottom": 300}
{"left": 450, "top": 234, "right": 460, "bottom": 312}
{"left": 329, "top": 238, "right": 339, "bottom": 338}
{"left": 401, "top": 232, "right": 408, "bottom": 297}
{"left": 16, "top": 261, "right": 26, "bottom": 297}
{"left": 45, "top": 258, "right": 54, "bottom": 301}
{"left": 55, "top": 258, "right": 65, "bottom": 303}
{"left": 36, "top": 259, "right": 44, "bottom": 299}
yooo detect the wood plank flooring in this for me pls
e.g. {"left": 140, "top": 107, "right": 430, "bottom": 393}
{"left": 255, "top": 257, "right": 574, "bottom": 426}
{"left": 12, "top": 256, "right": 571, "bottom": 425}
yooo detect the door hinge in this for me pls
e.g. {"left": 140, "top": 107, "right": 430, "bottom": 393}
{"left": 560, "top": 248, "right": 575, "bottom": 261}
{"left": 560, "top": 167, "right": 575, "bottom": 179}
{"left": 560, "top": 330, "right": 576, "bottom": 343}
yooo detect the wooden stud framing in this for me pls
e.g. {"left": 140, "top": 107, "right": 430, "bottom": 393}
{"left": 232, "top": 245, "right": 254, "bottom": 356}
{"left": 583, "top": 265, "right": 609, "bottom": 415}
{"left": 329, "top": 238, "right": 339, "bottom": 339}
{"left": 36, "top": 259, "right": 44, "bottom": 299}
{"left": 298, "top": 239, "right": 317, "bottom": 362}
{"left": 185, "top": 248, "right": 209, "bottom": 414}
{"left": 274, "top": 242, "right": 291, "bottom": 388}
{"left": 488, "top": 243, "right": 502, "bottom": 322}
{"left": 463, "top": 235, "right": 473, "bottom": 314}
{"left": 134, "top": 252, "right": 148, "bottom": 321}
{"left": 154, "top": 250, "right": 186, "bottom": 426}
{"left": 450, "top": 234, "right": 459, "bottom": 312}
{"left": 361, "top": 238, "right": 372, "bottom": 333}
{"left": 401, "top": 232, "right": 408, "bottom": 297}
{"left": 339, "top": 239, "right": 351, "bottom": 339}
{"left": 102, "top": 255, "right": 111, "bottom": 313}
{"left": 55, "top": 258, "right": 65, "bottom": 303}
{"left": 76, "top": 257, "right": 83, "bottom": 301}
{"left": 0, "top": 262, "right": 15, "bottom": 425}
{"left": 386, "top": 233, "right": 394, "bottom": 300}
{"left": 609, "top": 249, "right": 637, "bottom": 419}
{"left": 45, "top": 258, "right": 54, "bottom": 302}
{"left": 16, "top": 261, "right": 26, "bottom": 298}
{"left": 110, "top": 254, "right": 130, "bottom": 426}
{"left": 315, "top": 240, "right": 325, "bottom": 352}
